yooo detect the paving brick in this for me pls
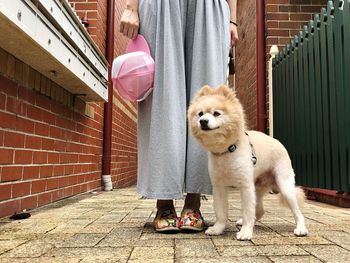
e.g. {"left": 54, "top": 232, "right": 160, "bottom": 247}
{"left": 129, "top": 247, "right": 174, "bottom": 261}
{"left": 313, "top": 231, "right": 350, "bottom": 251}
{"left": 1, "top": 187, "right": 350, "bottom": 262}
{"left": 0, "top": 239, "right": 27, "bottom": 255}
{"left": 0, "top": 240, "right": 52, "bottom": 258}
{"left": 55, "top": 233, "right": 105, "bottom": 247}
{"left": 79, "top": 224, "right": 114, "bottom": 234}
{"left": 93, "top": 213, "right": 126, "bottom": 223}
{"left": 302, "top": 245, "right": 350, "bottom": 262}
{"left": 251, "top": 236, "right": 331, "bottom": 245}
{"left": 216, "top": 245, "right": 309, "bottom": 257}
{"left": 175, "top": 239, "right": 219, "bottom": 258}
{"left": 96, "top": 227, "right": 142, "bottom": 247}
{"left": 133, "top": 239, "right": 174, "bottom": 247}
{"left": 176, "top": 257, "right": 272, "bottom": 263}
{"left": 269, "top": 255, "right": 322, "bottom": 263}
{"left": 0, "top": 257, "right": 80, "bottom": 263}
{"left": 212, "top": 235, "right": 255, "bottom": 246}
{"left": 45, "top": 247, "right": 132, "bottom": 261}
{"left": 49, "top": 220, "right": 92, "bottom": 234}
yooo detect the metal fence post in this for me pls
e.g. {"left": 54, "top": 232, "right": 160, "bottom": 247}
{"left": 269, "top": 45, "right": 279, "bottom": 137}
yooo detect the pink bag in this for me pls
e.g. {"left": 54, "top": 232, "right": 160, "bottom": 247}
{"left": 112, "top": 35, "right": 155, "bottom": 102}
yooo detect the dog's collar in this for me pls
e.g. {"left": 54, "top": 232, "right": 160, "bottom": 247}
{"left": 211, "top": 144, "right": 237, "bottom": 156}
{"left": 211, "top": 132, "right": 257, "bottom": 166}
{"left": 228, "top": 144, "right": 237, "bottom": 152}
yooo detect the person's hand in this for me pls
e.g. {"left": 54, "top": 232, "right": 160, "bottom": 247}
{"left": 120, "top": 6, "right": 139, "bottom": 39}
{"left": 230, "top": 23, "right": 239, "bottom": 47}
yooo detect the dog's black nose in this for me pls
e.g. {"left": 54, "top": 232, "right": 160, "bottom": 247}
{"left": 200, "top": 119, "right": 209, "bottom": 128}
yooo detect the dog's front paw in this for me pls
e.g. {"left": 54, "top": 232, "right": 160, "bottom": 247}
{"left": 205, "top": 224, "right": 225, "bottom": 236}
{"left": 236, "top": 226, "right": 253, "bottom": 241}
{"left": 236, "top": 218, "right": 243, "bottom": 226}
{"left": 294, "top": 226, "right": 308, "bottom": 237}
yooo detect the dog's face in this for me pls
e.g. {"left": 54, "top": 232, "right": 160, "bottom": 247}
{"left": 188, "top": 85, "right": 245, "bottom": 153}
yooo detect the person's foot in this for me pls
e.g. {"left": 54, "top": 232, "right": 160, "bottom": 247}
{"left": 179, "top": 209, "right": 205, "bottom": 231}
{"left": 153, "top": 209, "right": 180, "bottom": 232}
{"left": 179, "top": 193, "right": 204, "bottom": 231}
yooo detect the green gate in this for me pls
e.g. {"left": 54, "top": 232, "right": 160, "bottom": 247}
{"left": 272, "top": 0, "right": 350, "bottom": 192}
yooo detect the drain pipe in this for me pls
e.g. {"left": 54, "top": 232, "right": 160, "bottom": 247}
{"left": 102, "top": 0, "right": 115, "bottom": 191}
{"left": 256, "top": 0, "right": 267, "bottom": 133}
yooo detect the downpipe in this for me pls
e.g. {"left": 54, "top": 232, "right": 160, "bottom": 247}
{"left": 102, "top": 0, "right": 115, "bottom": 191}
{"left": 256, "top": 0, "right": 267, "bottom": 133}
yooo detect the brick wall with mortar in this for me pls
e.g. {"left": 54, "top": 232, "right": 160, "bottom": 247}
{"left": 235, "top": 0, "right": 326, "bottom": 131}
{"left": 112, "top": 0, "right": 137, "bottom": 187}
{"left": 68, "top": 0, "right": 107, "bottom": 55}
{"left": 0, "top": 0, "right": 136, "bottom": 218}
{"left": 265, "top": 0, "right": 327, "bottom": 133}
{"left": 63, "top": 0, "right": 137, "bottom": 187}
{"left": 266, "top": 0, "right": 327, "bottom": 53}
{"left": 0, "top": 49, "right": 103, "bottom": 218}
{"left": 235, "top": 0, "right": 257, "bottom": 130}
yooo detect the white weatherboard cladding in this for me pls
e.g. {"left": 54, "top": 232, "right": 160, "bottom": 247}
{"left": 0, "top": 0, "right": 108, "bottom": 102}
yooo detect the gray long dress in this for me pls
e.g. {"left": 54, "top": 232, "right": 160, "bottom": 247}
{"left": 137, "top": 0, "right": 230, "bottom": 199}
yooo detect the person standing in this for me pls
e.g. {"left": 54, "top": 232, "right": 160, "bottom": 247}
{"left": 120, "top": 0, "right": 239, "bottom": 232}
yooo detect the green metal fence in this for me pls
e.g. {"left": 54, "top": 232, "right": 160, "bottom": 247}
{"left": 272, "top": 0, "right": 350, "bottom": 192}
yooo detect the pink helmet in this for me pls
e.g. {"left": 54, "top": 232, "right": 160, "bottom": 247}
{"left": 112, "top": 35, "right": 155, "bottom": 102}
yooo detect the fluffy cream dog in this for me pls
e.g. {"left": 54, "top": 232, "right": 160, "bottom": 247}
{"left": 188, "top": 85, "right": 308, "bottom": 240}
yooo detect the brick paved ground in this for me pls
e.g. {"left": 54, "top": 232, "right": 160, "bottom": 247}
{"left": 0, "top": 187, "right": 350, "bottom": 262}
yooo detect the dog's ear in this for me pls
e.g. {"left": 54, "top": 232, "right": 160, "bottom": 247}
{"left": 215, "top": 85, "right": 236, "bottom": 101}
{"left": 193, "top": 85, "right": 213, "bottom": 100}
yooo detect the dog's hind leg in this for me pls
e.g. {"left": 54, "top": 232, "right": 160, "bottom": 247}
{"left": 275, "top": 166, "right": 308, "bottom": 236}
{"left": 205, "top": 186, "right": 228, "bottom": 236}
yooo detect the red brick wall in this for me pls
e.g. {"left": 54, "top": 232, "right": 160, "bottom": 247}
{"left": 265, "top": 0, "right": 327, "bottom": 133}
{"left": 111, "top": 0, "right": 137, "bottom": 187}
{"left": 70, "top": 0, "right": 137, "bottom": 188}
{"left": 115, "top": 0, "right": 129, "bottom": 57}
{"left": 111, "top": 95, "right": 137, "bottom": 187}
{"left": 69, "top": 0, "right": 106, "bottom": 55}
{"left": 0, "top": 64, "right": 103, "bottom": 218}
{"left": 97, "top": 0, "right": 108, "bottom": 56}
{"left": 235, "top": 0, "right": 326, "bottom": 131}
{"left": 235, "top": 0, "right": 257, "bottom": 130}
{"left": 69, "top": 0, "right": 128, "bottom": 61}
{"left": 266, "top": 0, "right": 327, "bottom": 53}
{"left": 0, "top": 0, "right": 137, "bottom": 218}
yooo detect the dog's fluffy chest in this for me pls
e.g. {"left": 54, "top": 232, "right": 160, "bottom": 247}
{"left": 208, "top": 146, "right": 253, "bottom": 187}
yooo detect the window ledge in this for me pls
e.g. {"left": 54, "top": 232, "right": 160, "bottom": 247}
{"left": 0, "top": 0, "right": 108, "bottom": 102}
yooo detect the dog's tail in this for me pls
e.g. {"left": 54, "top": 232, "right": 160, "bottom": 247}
{"left": 278, "top": 187, "right": 306, "bottom": 208}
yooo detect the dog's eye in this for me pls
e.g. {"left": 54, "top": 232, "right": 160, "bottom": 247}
{"left": 213, "top": 111, "right": 221, "bottom": 117}
{"left": 198, "top": 112, "right": 204, "bottom": 117}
